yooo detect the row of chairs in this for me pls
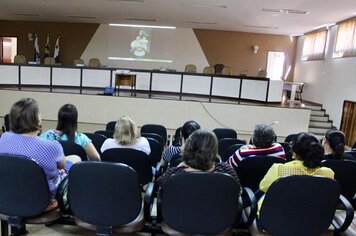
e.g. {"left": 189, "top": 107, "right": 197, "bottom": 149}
{"left": 0, "top": 154, "right": 354, "bottom": 236}
{"left": 185, "top": 64, "right": 232, "bottom": 75}
{"left": 12, "top": 55, "right": 100, "bottom": 67}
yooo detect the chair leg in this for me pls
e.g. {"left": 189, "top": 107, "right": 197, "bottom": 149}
{"left": 1, "top": 220, "right": 9, "bottom": 236}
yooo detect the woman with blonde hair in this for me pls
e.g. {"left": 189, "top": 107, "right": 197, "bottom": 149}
{"left": 100, "top": 116, "right": 151, "bottom": 155}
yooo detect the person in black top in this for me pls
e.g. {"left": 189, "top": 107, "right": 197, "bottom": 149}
{"left": 322, "top": 129, "right": 356, "bottom": 161}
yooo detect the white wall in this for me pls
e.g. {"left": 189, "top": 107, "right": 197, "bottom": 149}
{"left": 0, "top": 90, "right": 310, "bottom": 138}
{"left": 294, "top": 26, "right": 356, "bottom": 128}
{"left": 81, "top": 25, "right": 209, "bottom": 72}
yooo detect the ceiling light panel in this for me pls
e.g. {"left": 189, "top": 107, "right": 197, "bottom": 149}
{"left": 262, "top": 8, "right": 309, "bottom": 15}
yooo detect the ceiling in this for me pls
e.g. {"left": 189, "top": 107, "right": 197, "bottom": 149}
{"left": 1, "top": 0, "right": 356, "bottom": 35}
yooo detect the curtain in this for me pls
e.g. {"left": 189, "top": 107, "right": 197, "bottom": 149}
{"left": 340, "top": 101, "right": 356, "bottom": 147}
{"left": 302, "top": 29, "right": 327, "bottom": 61}
{"left": 334, "top": 18, "right": 356, "bottom": 58}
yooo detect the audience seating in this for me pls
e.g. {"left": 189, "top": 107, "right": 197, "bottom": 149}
{"left": 140, "top": 124, "right": 167, "bottom": 147}
{"left": 94, "top": 130, "right": 114, "bottom": 139}
{"left": 105, "top": 121, "right": 116, "bottom": 131}
{"left": 59, "top": 141, "right": 87, "bottom": 161}
{"left": 235, "top": 156, "right": 286, "bottom": 192}
{"left": 203, "top": 66, "right": 215, "bottom": 74}
{"left": 146, "top": 137, "right": 163, "bottom": 167}
{"left": 224, "top": 143, "right": 244, "bottom": 162}
{"left": 284, "top": 133, "right": 297, "bottom": 143}
{"left": 157, "top": 172, "right": 246, "bottom": 235}
{"left": 13, "top": 55, "right": 26, "bottom": 64}
{"left": 277, "top": 141, "right": 293, "bottom": 161}
{"left": 101, "top": 148, "right": 153, "bottom": 186}
{"left": 141, "top": 133, "right": 165, "bottom": 150}
{"left": 0, "top": 154, "right": 62, "bottom": 236}
{"left": 295, "top": 82, "right": 305, "bottom": 102}
{"left": 73, "top": 58, "right": 84, "bottom": 66}
{"left": 184, "top": 64, "right": 197, "bottom": 73}
{"left": 44, "top": 57, "right": 55, "bottom": 65}
{"left": 4, "top": 114, "right": 10, "bottom": 131}
{"left": 172, "top": 126, "right": 182, "bottom": 146}
{"left": 68, "top": 162, "right": 145, "bottom": 235}
{"left": 256, "top": 69, "right": 267, "bottom": 78}
{"left": 221, "top": 66, "right": 232, "bottom": 75}
{"left": 88, "top": 58, "right": 101, "bottom": 68}
{"left": 218, "top": 138, "right": 246, "bottom": 161}
{"left": 169, "top": 153, "right": 183, "bottom": 167}
{"left": 256, "top": 175, "right": 354, "bottom": 235}
{"left": 213, "top": 128, "right": 238, "bottom": 140}
{"left": 83, "top": 132, "right": 107, "bottom": 155}
{"left": 214, "top": 64, "right": 224, "bottom": 74}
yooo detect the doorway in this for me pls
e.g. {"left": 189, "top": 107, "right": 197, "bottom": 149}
{"left": 266, "top": 51, "right": 286, "bottom": 80}
{"left": 0, "top": 37, "right": 17, "bottom": 63}
{"left": 340, "top": 100, "right": 356, "bottom": 147}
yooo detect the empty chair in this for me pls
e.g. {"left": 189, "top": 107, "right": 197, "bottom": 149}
{"left": 73, "top": 58, "right": 84, "bottom": 66}
{"left": 146, "top": 137, "right": 163, "bottom": 167}
{"left": 214, "top": 64, "right": 224, "bottom": 74}
{"left": 0, "top": 154, "right": 62, "bottom": 236}
{"left": 59, "top": 140, "right": 88, "bottom": 161}
{"left": 140, "top": 124, "right": 167, "bottom": 147}
{"left": 101, "top": 148, "right": 153, "bottom": 186}
{"left": 44, "top": 57, "right": 55, "bottom": 65}
{"left": 88, "top": 58, "right": 101, "bottom": 67}
{"left": 184, "top": 64, "right": 197, "bottom": 73}
{"left": 141, "top": 133, "right": 164, "bottom": 150}
{"left": 13, "top": 55, "right": 26, "bottom": 64}
{"left": 203, "top": 66, "right": 215, "bottom": 74}
{"left": 105, "top": 121, "right": 116, "bottom": 131}
{"left": 213, "top": 128, "right": 238, "bottom": 140}
{"left": 218, "top": 138, "right": 246, "bottom": 161}
{"left": 256, "top": 69, "right": 267, "bottom": 78}
{"left": 255, "top": 175, "right": 353, "bottom": 235}
{"left": 68, "top": 162, "right": 145, "bottom": 235}
{"left": 159, "top": 172, "right": 242, "bottom": 235}
{"left": 83, "top": 132, "right": 107, "bottom": 155}
{"left": 94, "top": 130, "right": 114, "bottom": 139}
{"left": 221, "top": 66, "right": 232, "bottom": 75}
{"left": 296, "top": 82, "right": 305, "bottom": 101}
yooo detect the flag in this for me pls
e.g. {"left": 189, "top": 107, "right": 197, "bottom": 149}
{"left": 44, "top": 33, "right": 50, "bottom": 58}
{"left": 54, "top": 36, "right": 60, "bottom": 64}
{"left": 33, "top": 34, "right": 40, "bottom": 64}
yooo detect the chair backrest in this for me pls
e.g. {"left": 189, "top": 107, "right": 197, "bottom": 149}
{"left": 321, "top": 160, "right": 356, "bottom": 203}
{"left": 44, "top": 57, "right": 55, "bottom": 65}
{"left": 73, "top": 58, "right": 84, "bottom": 65}
{"left": 284, "top": 133, "right": 297, "bottom": 144}
{"left": 203, "top": 66, "right": 215, "bottom": 74}
{"left": 259, "top": 175, "right": 340, "bottom": 236}
{"left": 141, "top": 132, "right": 165, "bottom": 150}
{"left": 184, "top": 64, "right": 197, "bottom": 73}
{"left": 94, "top": 130, "right": 114, "bottom": 139}
{"left": 221, "top": 66, "right": 232, "bottom": 75}
{"left": 59, "top": 140, "right": 88, "bottom": 161}
{"left": 141, "top": 124, "right": 167, "bottom": 147}
{"left": 161, "top": 172, "right": 241, "bottom": 234}
{"left": 101, "top": 148, "right": 153, "bottom": 185}
{"left": 277, "top": 142, "right": 293, "bottom": 161}
{"left": 169, "top": 153, "right": 183, "bottom": 167}
{"left": 225, "top": 144, "right": 244, "bottom": 162}
{"left": 88, "top": 58, "right": 100, "bottom": 67}
{"left": 218, "top": 138, "right": 246, "bottom": 161}
{"left": 236, "top": 156, "right": 286, "bottom": 191}
{"left": 146, "top": 137, "right": 163, "bottom": 167}
{"left": 105, "top": 121, "right": 116, "bottom": 131}
{"left": 0, "top": 154, "right": 50, "bottom": 217}
{"left": 297, "top": 82, "right": 305, "bottom": 92}
{"left": 212, "top": 128, "right": 237, "bottom": 140}
{"left": 4, "top": 114, "right": 10, "bottom": 131}
{"left": 13, "top": 55, "right": 26, "bottom": 64}
{"left": 68, "top": 162, "right": 142, "bottom": 227}
{"left": 214, "top": 64, "right": 224, "bottom": 74}
{"left": 83, "top": 132, "right": 107, "bottom": 155}
{"left": 256, "top": 69, "right": 267, "bottom": 78}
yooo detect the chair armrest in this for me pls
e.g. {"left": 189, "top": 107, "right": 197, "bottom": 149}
{"left": 241, "top": 187, "right": 257, "bottom": 227}
{"left": 154, "top": 162, "right": 162, "bottom": 179}
{"left": 144, "top": 182, "right": 155, "bottom": 222}
{"left": 332, "top": 194, "right": 355, "bottom": 233}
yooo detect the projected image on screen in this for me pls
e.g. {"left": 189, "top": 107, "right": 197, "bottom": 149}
{"left": 130, "top": 30, "right": 151, "bottom": 57}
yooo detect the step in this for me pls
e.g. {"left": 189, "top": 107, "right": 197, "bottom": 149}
{"left": 304, "top": 105, "right": 323, "bottom": 111}
{"left": 310, "top": 116, "right": 329, "bottom": 122}
{"left": 309, "top": 121, "right": 332, "bottom": 128}
{"left": 308, "top": 127, "right": 329, "bottom": 134}
{"left": 311, "top": 110, "right": 325, "bottom": 116}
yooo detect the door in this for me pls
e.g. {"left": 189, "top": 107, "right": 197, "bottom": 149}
{"left": 340, "top": 100, "right": 356, "bottom": 147}
{"left": 0, "top": 37, "right": 17, "bottom": 63}
{"left": 266, "top": 51, "right": 286, "bottom": 80}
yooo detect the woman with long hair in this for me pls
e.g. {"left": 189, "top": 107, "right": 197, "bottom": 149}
{"left": 322, "top": 129, "right": 356, "bottom": 161}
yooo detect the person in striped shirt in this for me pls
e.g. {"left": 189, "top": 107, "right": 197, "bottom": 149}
{"left": 227, "top": 124, "right": 286, "bottom": 168}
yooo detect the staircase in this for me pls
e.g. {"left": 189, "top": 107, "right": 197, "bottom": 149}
{"left": 305, "top": 104, "right": 333, "bottom": 139}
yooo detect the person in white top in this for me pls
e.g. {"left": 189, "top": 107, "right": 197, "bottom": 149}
{"left": 100, "top": 116, "right": 151, "bottom": 155}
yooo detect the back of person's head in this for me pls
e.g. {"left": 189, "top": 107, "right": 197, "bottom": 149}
{"left": 325, "top": 129, "right": 346, "bottom": 159}
{"left": 9, "top": 97, "right": 41, "bottom": 134}
{"left": 182, "top": 129, "right": 218, "bottom": 171}
{"left": 292, "top": 132, "right": 324, "bottom": 169}
{"left": 114, "top": 116, "right": 139, "bottom": 145}
{"left": 252, "top": 124, "right": 276, "bottom": 148}
{"left": 181, "top": 120, "right": 201, "bottom": 140}
{"left": 56, "top": 104, "right": 78, "bottom": 142}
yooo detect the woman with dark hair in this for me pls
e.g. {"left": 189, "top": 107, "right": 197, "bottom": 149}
{"left": 322, "top": 129, "right": 356, "bottom": 161}
{"left": 259, "top": 132, "right": 334, "bottom": 193}
{"left": 41, "top": 104, "right": 100, "bottom": 161}
{"left": 0, "top": 98, "right": 67, "bottom": 211}
{"left": 157, "top": 129, "right": 239, "bottom": 186}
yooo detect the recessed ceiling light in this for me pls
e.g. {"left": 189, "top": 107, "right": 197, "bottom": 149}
{"left": 244, "top": 25, "right": 278, "bottom": 29}
{"left": 181, "top": 3, "right": 227, "bottom": 9}
{"left": 13, "top": 12, "right": 41, "bottom": 17}
{"left": 185, "top": 21, "right": 217, "bottom": 25}
{"left": 262, "top": 8, "right": 309, "bottom": 15}
{"left": 109, "top": 23, "right": 176, "bottom": 29}
{"left": 125, "top": 18, "right": 156, "bottom": 22}
{"left": 290, "top": 33, "right": 304, "bottom": 37}
{"left": 67, "top": 15, "right": 97, "bottom": 19}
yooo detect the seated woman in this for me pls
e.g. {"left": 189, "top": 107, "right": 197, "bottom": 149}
{"left": 322, "top": 129, "right": 356, "bottom": 161}
{"left": 41, "top": 104, "right": 100, "bottom": 161}
{"left": 0, "top": 98, "right": 71, "bottom": 211}
{"left": 100, "top": 116, "right": 151, "bottom": 155}
{"left": 157, "top": 129, "right": 239, "bottom": 187}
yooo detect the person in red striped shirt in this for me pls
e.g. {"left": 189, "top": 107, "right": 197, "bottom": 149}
{"left": 227, "top": 124, "right": 286, "bottom": 168}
